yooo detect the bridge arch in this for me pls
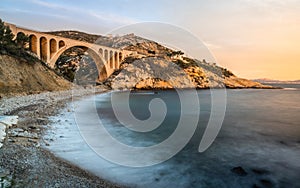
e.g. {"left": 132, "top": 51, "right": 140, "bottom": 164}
{"left": 99, "top": 48, "right": 103, "bottom": 56}
{"left": 59, "top": 40, "right": 65, "bottom": 49}
{"left": 109, "top": 50, "right": 114, "bottom": 68}
{"left": 16, "top": 32, "right": 28, "bottom": 48}
{"left": 50, "top": 45, "right": 108, "bottom": 82}
{"left": 114, "top": 51, "right": 118, "bottom": 69}
{"left": 16, "top": 32, "right": 26, "bottom": 38}
{"left": 104, "top": 49, "right": 108, "bottom": 63}
{"left": 119, "top": 52, "right": 123, "bottom": 63}
{"left": 50, "top": 38, "right": 57, "bottom": 58}
{"left": 40, "top": 37, "right": 47, "bottom": 61}
{"left": 29, "top": 34, "right": 38, "bottom": 54}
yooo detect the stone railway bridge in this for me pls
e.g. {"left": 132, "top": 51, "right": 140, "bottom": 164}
{"left": 6, "top": 23, "right": 133, "bottom": 81}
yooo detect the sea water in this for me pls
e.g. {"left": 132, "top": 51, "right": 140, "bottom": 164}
{"left": 47, "top": 87, "right": 300, "bottom": 188}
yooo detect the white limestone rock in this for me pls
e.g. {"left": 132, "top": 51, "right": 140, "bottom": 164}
{"left": 110, "top": 57, "right": 194, "bottom": 90}
{"left": 0, "top": 116, "right": 18, "bottom": 148}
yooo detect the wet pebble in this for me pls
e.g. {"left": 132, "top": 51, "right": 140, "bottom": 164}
{"left": 260, "top": 179, "right": 273, "bottom": 188}
{"left": 231, "top": 166, "right": 248, "bottom": 176}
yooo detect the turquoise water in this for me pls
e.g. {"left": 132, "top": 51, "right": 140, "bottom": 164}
{"left": 48, "top": 88, "right": 300, "bottom": 188}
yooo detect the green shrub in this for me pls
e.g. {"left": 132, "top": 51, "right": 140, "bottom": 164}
{"left": 0, "top": 18, "right": 38, "bottom": 64}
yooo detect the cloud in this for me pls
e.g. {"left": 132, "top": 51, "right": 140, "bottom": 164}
{"left": 28, "top": 0, "right": 138, "bottom": 27}
{"left": 29, "top": 0, "right": 63, "bottom": 9}
{"left": 0, "top": 8, "right": 68, "bottom": 20}
{"left": 240, "top": 0, "right": 300, "bottom": 12}
{"left": 88, "top": 11, "right": 138, "bottom": 26}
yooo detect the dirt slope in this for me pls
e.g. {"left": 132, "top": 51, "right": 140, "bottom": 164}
{"left": 0, "top": 55, "right": 71, "bottom": 97}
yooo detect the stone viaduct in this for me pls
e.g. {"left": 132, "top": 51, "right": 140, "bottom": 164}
{"left": 5, "top": 23, "right": 133, "bottom": 81}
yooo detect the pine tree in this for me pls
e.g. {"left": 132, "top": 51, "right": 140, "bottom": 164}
{"left": 0, "top": 19, "right": 37, "bottom": 63}
{"left": 0, "top": 18, "right": 15, "bottom": 53}
{"left": 0, "top": 19, "right": 14, "bottom": 45}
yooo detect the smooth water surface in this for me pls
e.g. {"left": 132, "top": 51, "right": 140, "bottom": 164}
{"left": 47, "top": 88, "right": 300, "bottom": 188}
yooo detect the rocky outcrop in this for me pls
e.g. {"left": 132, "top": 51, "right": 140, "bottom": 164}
{"left": 173, "top": 57, "right": 274, "bottom": 89}
{"left": 107, "top": 57, "right": 194, "bottom": 90}
{"left": 225, "top": 76, "right": 274, "bottom": 89}
{"left": 106, "top": 56, "right": 275, "bottom": 90}
{"left": 0, "top": 116, "right": 18, "bottom": 148}
{"left": 135, "top": 78, "right": 173, "bottom": 89}
{"left": 183, "top": 66, "right": 210, "bottom": 88}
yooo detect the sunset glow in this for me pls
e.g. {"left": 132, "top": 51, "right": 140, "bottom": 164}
{"left": 1, "top": 0, "right": 299, "bottom": 80}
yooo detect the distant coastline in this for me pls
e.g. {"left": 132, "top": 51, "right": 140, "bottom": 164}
{"left": 252, "top": 78, "right": 300, "bottom": 84}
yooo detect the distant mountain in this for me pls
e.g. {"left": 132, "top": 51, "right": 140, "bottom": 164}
{"left": 253, "top": 78, "right": 300, "bottom": 84}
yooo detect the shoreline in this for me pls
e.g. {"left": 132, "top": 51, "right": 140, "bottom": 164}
{"left": 0, "top": 87, "right": 122, "bottom": 187}
{"left": 39, "top": 88, "right": 300, "bottom": 188}
{"left": 0, "top": 86, "right": 291, "bottom": 187}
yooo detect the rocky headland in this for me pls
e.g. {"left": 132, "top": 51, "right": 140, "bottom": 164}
{"left": 47, "top": 30, "right": 274, "bottom": 90}
{"left": 104, "top": 56, "right": 273, "bottom": 90}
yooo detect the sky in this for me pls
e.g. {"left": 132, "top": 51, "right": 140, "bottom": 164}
{"left": 1, "top": 0, "right": 299, "bottom": 80}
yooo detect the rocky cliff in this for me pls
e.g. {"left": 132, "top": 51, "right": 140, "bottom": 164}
{"left": 107, "top": 57, "right": 194, "bottom": 89}
{"left": 105, "top": 56, "right": 272, "bottom": 90}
